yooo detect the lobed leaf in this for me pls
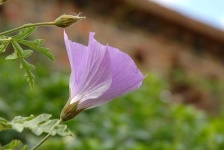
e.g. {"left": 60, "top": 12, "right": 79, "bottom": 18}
{"left": 16, "top": 39, "right": 55, "bottom": 61}
{"left": 3, "top": 29, "right": 54, "bottom": 88}
{"left": 0, "top": 140, "right": 28, "bottom": 150}
{"left": 5, "top": 52, "right": 19, "bottom": 62}
{"left": 0, "top": 114, "right": 73, "bottom": 137}
{"left": 11, "top": 40, "right": 23, "bottom": 57}
{"left": 13, "top": 26, "right": 37, "bottom": 40}
{"left": 0, "top": 42, "right": 10, "bottom": 53}
{"left": 16, "top": 39, "right": 44, "bottom": 47}
{"left": 20, "top": 59, "right": 35, "bottom": 88}
{"left": 10, "top": 115, "right": 36, "bottom": 132}
{"left": 22, "top": 49, "right": 33, "bottom": 58}
{"left": 0, "top": 117, "right": 12, "bottom": 131}
{"left": 21, "top": 59, "right": 36, "bottom": 70}
{"left": 10, "top": 41, "right": 36, "bottom": 87}
{"left": 33, "top": 46, "right": 54, "bottom": 61}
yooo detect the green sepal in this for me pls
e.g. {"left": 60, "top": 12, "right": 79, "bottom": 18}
{"left": 60, "top": 100, "right": 85, "bottom": 121}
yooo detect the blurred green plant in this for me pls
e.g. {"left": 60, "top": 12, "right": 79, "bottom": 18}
{"left": 1, "top": 59, "right": 224, "bottom": 149}
{"left": 1, "top": 27, "right": 54, "bottom": 88}
{"left": 0, "top": 1, "right": 85, "bottom": 148}
{"left": 0, "top": 13, "right": 84, "bottom": 88}
{"left": 1, "top": 140, "right": 28, "bottom": 150}
{"left": 1, "top": 1, "right": 224, "bottom": 150}
{"left": 0, "top": 114, "right": 73, "bottom": 136}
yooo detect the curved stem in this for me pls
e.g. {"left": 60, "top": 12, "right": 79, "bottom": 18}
{"left": 31, "top": 119, "right": 63, "bottom": 150}
{"left": 0, "top": 22, "right": 55, "bottom": 36}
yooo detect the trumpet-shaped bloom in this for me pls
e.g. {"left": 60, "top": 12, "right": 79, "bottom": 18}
{"left": 61, "top": 31, "right": 144, "bottom": 121}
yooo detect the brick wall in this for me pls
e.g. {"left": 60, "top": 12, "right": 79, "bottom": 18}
{"left": 1, "top": 0, "right": 224, "bottom": 112}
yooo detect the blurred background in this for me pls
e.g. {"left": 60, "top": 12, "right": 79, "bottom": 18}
{"left": 1, "top": 0, "right": 224, "bottom": 149}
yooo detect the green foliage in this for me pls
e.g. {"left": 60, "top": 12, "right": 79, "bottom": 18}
{"left": 0, "top": 41, "right": 10, "bottom": 53}
{"left": 12, "top": 26, "right": 37, "bottom": 40}
{"left": 0, "top": 140, "right": 28, "bottom": 150}
{"left": 16, "top": 39, "right": 54, "bottom": 61}
{"left": 1, "top": 59, "right": 224, "bottom": 149}
{"left": 0, "top": 27, "right": 55, "bottom": 88}
{"left": 0, "top": 117, "right": 11, "bottom": 131}
{"left": 0, "top": 114, "right": 73, "bottom": 136}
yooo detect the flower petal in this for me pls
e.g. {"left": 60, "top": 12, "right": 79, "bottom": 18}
{"left": 64, "top": 31, "right": 112, "bottom": 105}
{"left": 78, "top": 45, "right": 144, "bottom": 109}
{"left": 64, "top": 31, "right": 88, "bottom": 97}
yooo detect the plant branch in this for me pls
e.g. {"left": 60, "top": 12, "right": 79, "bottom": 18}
{"left": 0, "top": 22, "right": 55, "bottom": 36}
{"left": 0, "top": 37, "right": 12, "bottom": 42}
{"left": 31, "top": 119, "right": 63, "bottom": 150}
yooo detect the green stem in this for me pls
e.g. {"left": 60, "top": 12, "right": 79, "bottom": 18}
{"left": 0, "top": 37, "right": 12, "bottom": 42}
{"left": 30, "top": 133, "right": 51, "bottom": 150}
{"left": 0, "top": 22, "right": 55, "bottom": 36}
{"left": 31, "top": 119, "right": 63, "bottom": 150}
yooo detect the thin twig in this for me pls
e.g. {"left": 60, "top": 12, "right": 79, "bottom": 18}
{"left": 31, "top": 119, "right": 63, "bottom": 150}
{"left": 0, "top": 22, "right": 55, "bottom": 36}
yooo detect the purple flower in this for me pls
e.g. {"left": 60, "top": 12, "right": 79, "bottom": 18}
{"left": 60, "top": 31, "right": 144, "bottom": 121}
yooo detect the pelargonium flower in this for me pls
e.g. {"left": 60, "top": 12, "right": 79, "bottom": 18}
{"left": 60, "top": 31, "right": 144, "bottom": 121}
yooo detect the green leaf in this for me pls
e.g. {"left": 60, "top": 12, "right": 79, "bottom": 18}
{"left": 0, "top": 140, "right": 28, "bottom": 150}
{"left": 20, "top": 59, "right": 35, "bottom": 88}
{"left": 5, "top": 52, "right": 19, "bottom": 62}
{"left": 13, "top": 26, "right": 37, "bottom": 40}
{"left": 32, "top": 46, "right": 54, "bottom": 61}
{"left": 11, "top": 40, "right": 36, "bottom": 87}
{"left": 4, "top": 114, "right": 73, "bottom": 136}
{"left": 21, "top": 59, "right": 36, "bottom": 70}
{"left": 0, "top": 117, "right": 11, "bottom": 131}
{"left": 0, "top": 35, "right": 7, "bottom": 39}
{"left": 10, "top": 115, "right": 35, "bottom": 132}
{"left": 16, "top": 39, "right": 55, "bottom": 61}
{"left": 55, "top": 124, "right": 73, "bottom": 136}
{"left": 22, "top": 49, "right": 33, "bottom": 58}
{"left": 0, "top": 42, "right": 10, "bottom": 53}
{"left": 17, "top": 39, "right": 44, "bottom": 47}
{"left": 11, "top": 40, "right": 23, "bottom": 57}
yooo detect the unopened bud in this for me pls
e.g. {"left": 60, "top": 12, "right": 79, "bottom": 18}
{"left": 54, "top": 14, "right": 86, "bottom": 28}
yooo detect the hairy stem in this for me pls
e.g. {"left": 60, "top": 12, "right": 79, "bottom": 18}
{"left": 0, "top": 22, "right": 55, "bottom": 36}
{"left": 31, "top": 119, "right": 63, "bottom": 150}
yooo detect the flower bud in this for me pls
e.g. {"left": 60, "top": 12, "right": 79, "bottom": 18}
{"left": 54, "top": 14, "right": 86, "bottom": 28}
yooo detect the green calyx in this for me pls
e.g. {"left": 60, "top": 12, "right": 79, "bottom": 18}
{"left": 60, "top": 100, "right": 84, "bottom": 121}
